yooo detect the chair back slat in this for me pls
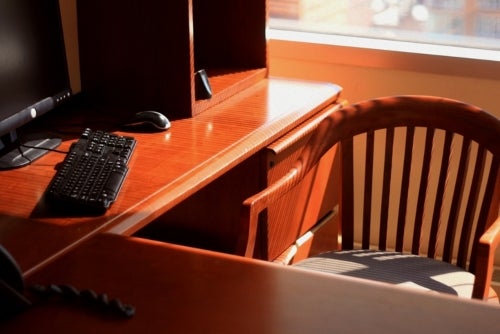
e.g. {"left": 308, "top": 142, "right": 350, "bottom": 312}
{"left": 339, "top": 137, "right": 355, "bottom": 249}
{"left": 363, "top": 130, "right": 375, "bottom": 249}
{"left": 378, "top": 128, "right": 394, "bottom": 250}
{"left": 427, "top": 131, "right": 453, "bottom": 258}
{"left": 457, "top": 146, "right": 486, "bottom": 268}
{"left": 469, "top": 158, "right": 500, "bottom": 272}
{"left": 443, "top": 138, "right": 471, "bottom": 262}
{"left": 412, "top": 127, "right": 435, "bottom": 254}
{"left": 393, "top": 126, "right": 414, "bottom": 252}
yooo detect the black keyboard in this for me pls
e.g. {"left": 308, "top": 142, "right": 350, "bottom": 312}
{"left": 45, "top": 128, "right": 136, "bottom": 212}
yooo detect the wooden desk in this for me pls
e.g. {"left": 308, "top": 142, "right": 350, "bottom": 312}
{"left": 1, "top": 233, "right": 499, "bottom": 333}
{"left": 0, "top": 77, "right": 341, "bottom": 276}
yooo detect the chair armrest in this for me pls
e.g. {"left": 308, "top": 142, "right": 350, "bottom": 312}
{"left": 473, "top": 216, "right": 500, "bottom": 300}
{"left": 480, "top": 216, "right": 500, "bottom": 250}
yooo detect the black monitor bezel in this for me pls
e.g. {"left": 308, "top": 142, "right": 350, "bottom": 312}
{"left": 0, "top": 0, "right": 72, "bottom": 169}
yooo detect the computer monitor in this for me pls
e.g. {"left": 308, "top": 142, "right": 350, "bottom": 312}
{"left": 0, "top": 0, "right": 72, "bottom": 170}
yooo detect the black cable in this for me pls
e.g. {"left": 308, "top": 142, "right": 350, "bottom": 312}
{"left": 19, "top": 143, "right": 69, "bottom": 155}
{"left": 28, "top": 284, "right": 136, "bottom": 318}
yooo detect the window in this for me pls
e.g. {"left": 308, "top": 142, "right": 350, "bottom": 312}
{"left": 269, "top": 0, "right": 500, "bottom": 59}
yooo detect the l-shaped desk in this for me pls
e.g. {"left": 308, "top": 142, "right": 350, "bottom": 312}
{"left": 1, "top": 78, "right": 499, "bottom": 332}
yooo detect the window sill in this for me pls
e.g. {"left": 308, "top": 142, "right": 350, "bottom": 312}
{"left": 268, "top": 29, "right": 500, "bottom": 81}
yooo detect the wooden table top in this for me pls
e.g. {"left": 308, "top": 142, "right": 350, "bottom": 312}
{"left": 0, "top": 77, "right": 341, "bottom": 276}
{"left": 1, "top": 233, "right": 499, "bottom": 334}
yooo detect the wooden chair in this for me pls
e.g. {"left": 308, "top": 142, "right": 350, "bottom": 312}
{"left": 238, "top": 95, "right": 500, "bottom": 301}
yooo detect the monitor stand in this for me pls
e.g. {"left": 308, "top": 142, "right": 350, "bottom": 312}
{"left": 0, "top": 131, "right": 61, "bottom": 170}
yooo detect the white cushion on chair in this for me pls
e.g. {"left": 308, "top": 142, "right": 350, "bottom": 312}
{"left": 294, "top": 249, "right": 477, "bottom": 299}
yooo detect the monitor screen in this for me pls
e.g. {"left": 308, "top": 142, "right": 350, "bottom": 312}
{"left": 0, "top": 0, "right": 71, "bottom": 169}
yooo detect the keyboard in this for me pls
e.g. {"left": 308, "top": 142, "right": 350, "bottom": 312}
{"left": 45, "top": 128, "right": 136, "bottom": 212}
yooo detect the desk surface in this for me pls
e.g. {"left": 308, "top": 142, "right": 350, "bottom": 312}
{"left": 1, "top": 233, "right": 499, "bottom": 334}
{"left": 0, "top": 77, "right": 341, "bottom": 276}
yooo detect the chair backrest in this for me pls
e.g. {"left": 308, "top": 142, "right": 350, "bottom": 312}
{"left": 337, "top": 96, "right": 500, "bottom": 273}
{"left": 238, "top": 96, "right": 500, "bottom": 276}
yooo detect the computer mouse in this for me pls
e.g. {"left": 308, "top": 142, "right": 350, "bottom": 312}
{"left": 123, "top": 110, "right": 171, "bottom": 131}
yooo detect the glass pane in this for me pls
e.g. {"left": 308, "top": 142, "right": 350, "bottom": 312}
{"left": 269, "top": 0, "right": 500, "bottom": 51}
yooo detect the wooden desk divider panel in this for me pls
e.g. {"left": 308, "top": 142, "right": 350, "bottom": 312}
{"left": 77, "top": 0, "right": 268, "bottom": 121}
{"left": 2, "top": 233, "right": 500, "bottom": 333}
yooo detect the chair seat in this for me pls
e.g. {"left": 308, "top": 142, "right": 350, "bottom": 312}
{"left": 294, "top": 249, "right": 498, "bottom": 302}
